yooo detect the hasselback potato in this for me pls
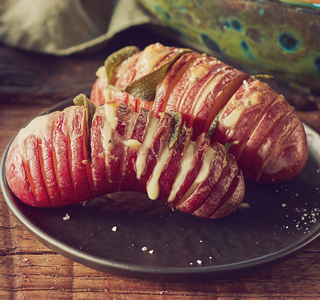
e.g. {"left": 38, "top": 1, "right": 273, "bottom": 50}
{"left": 5, "top": 95, "right": 244, "bottom": 219}
{"left": 91, "top": 43, "right": 308, "bottom": 183}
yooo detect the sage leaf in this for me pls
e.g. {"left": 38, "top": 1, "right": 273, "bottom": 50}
{"left": 225, "top": 141, "right": 239, "bottom": 153}
{"left": 225, "top": 141, "right": 239, "bottom": 160}
{"left": 250, "top": 74, "right": 273, "bottom": 80}
{"left": 207, "top": 108, "right": 224, "bottom": 138}
{"left": 167, "top": 110, "right": 182, "bottom": 149}
{"left": 73, "top": 93, "right": 96, "bottom": 157}
{"left": 105, "top": 46, "right": 140, "bottom": 86}
{"left": 124, "top": 48, "right": 193, "bottom": 102}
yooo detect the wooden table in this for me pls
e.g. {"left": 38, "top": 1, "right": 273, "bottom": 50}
{"left": 1, "top": 27, "right": 320, "bottom": 299}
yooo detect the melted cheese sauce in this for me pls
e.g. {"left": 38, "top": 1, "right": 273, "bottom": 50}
{"left": 101, "top": 104, "right": 118, "bottom": 167}
{"left": 122, "top": 139, "right": 142, "bottom": 150}
{"left": 65, "top": 107, "right": 77, "bottom": 137}
{"left": 104, "top": 103, "right": 118, "bottom": 129}
{"left": 191, "top": 72, "right": 225, "bottom": 120}
{"left": 188, "top": 64, "right": 211, "bottom": 85}
{"left": 194, "top": 147, "right": 215, "bottom": 184}
{"left": 96, "top": 66, "right": 106, "bottom": 79}
{"left": 135, "top": 117, "right": 159, "bottom": 180}
{"left": 222, "top": 86, "right": 261, "bottom": 130}
{"left": 135, "top": 43, "right": 172, "bottom": 76}
{"left": 17, "top": 113, "right": 55, "bottom": 155}
{"left": 176, "top": 146, "right": 215, "bottom": 204}
{"left": 167, "top": 141, "right": 195, "bottom": 202}
{"left": 177, "top": 64, "right": 212, "bottom": 111}
{"left": 124, "top": 113, "right": 137, "bottom": 143}
{"left": 222, "top": 104, "right": 243, "bottom": 129}
{"left": 147, "top": 145, "right": 171, "bottom": 200}
{"left": 102, "top": 88, "right": 112, "bottom": 103}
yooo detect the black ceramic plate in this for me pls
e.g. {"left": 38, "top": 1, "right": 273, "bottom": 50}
{"left": 2, "top": 98, "right": 320, "bottom": 281}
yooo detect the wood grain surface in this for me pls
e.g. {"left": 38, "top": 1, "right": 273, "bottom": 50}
{"left": 1, "top": 26, "right": 320, "bottom": 299}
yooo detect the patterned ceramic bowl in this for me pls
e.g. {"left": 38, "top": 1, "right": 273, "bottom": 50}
{"left": 139, "top": 0, "right": 320, "bottom": 90}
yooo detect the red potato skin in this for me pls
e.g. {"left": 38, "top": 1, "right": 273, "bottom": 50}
{"left": 153, "top": 52, "right": 202, "bottom": 118}
{"left": 192, "top": 155, "right": 239, "bottom": 219}
{"left": 120, "top": 108, "right": 150, "bottom": 192}
{"left": 211, "top": 79, "right": 279, "bottom": 160}
{"left": 69, "top": 107, "right": 94, "bottom": 201}
{"left": 138, "top": 112, "right": 173, "bottom": 193}
{"left": 175, "top": 142, "right": 226, "bottom": 213}
{"left": 178, "top": 62, "right": 230, "bottom": 127}
{"left": 91, "top": 77, "right": 103, "bottom": 107}
{"left": 25, "top": 135, "right": 52, "bottom": 207}
{"left": 246, "top": 109, "right": 301, "bottom": 182}
{"left": 35, "top": 112, "right": 64, "bottom": 206}
{"left": 165, "top": 56, "right": 215, "bottom": 116}
{"left": 127, "top": 94, "right": 139, "bottom": 113}
{"left": 191, "top": 68, "right": 248, "bottom": 138}
{"left": 258, "top": 122, "right": 308, "bottom": 183}
{"left": 210, "top": 169, "right": 245, "bottom": 219}
{"left": 6, "top": 112, "right": 63, "bottom": 208}
{"left": 52, "top": 108, "right": 78, "bottom": 205}
{"left": 38, "top": 134, "right": 63, "bottom": 206}
{"left": 238, "top": 95, "right": 291, "bottom": 176}
{"left": 6, "top": 102, "right": 245, "bottom": 219}
{"left": 167, "top": 133, "right": 211, "bottom": 207}
{"left": 90, "top": 108, "right": 109, "bottom": 197}
{"left": 153, "top": 47, "right": 179, "bottom": 68}
{"left": 5, "top": 137, "right": 37, "bottom": 207}
{"left": 90, "top": 43, "right": 308, "bottom": 184}
{"left": 112, "top": 53, "right": 141, "bottom": 106}
{"left": 157, "top": 123, "right": 193, "bottom": 203}
{"left": 107, "top": 104, "right": 134, "bottom": 193}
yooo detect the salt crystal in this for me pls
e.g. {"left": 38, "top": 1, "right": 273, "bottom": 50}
{"left": 239, "top": 203, "right": 250, "bottom": 208}
{"left": 142, "top": 247, "right": 147, "bottom": 251}
{"left": 63, "top": 213, "right": 70, "bottom": 221}
{"left": 112, "top": 226, "right": 117, "bottom": 232}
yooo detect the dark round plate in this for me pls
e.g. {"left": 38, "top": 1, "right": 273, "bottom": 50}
{"left": 1, "top": 98, "right": 320, "bottom": 281}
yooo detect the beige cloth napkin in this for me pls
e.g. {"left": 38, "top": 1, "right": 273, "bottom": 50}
{"left": 0, "top": 0, "right": 165, "bottom": 55}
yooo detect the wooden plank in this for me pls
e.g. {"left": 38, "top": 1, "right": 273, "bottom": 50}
{"left": 1, "top": 245, "right": 320, "bottom": 299}
{"left": 0, "top": 45, "right": 102, "bottom": 105}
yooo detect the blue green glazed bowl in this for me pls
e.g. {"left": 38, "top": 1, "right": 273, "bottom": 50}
{"left": 139, "top": 0, "right": 320, "bottom": 90}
